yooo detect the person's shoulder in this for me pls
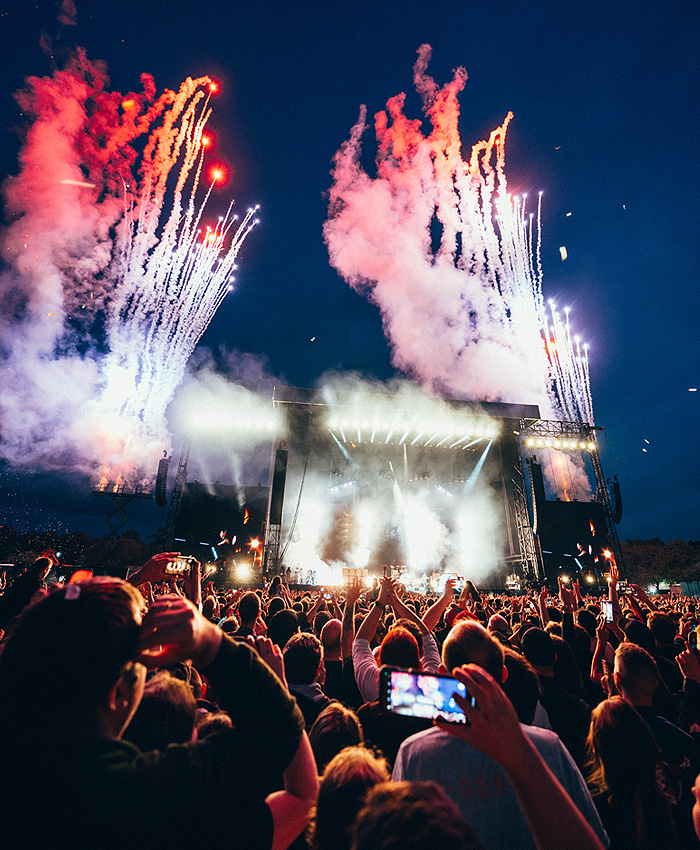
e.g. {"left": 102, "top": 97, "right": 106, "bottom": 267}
{"left": 522, "top": 723, "right": 566, "bottom": 750}
{"left": 398, "top": 726, "right": 463, "bottom": 756}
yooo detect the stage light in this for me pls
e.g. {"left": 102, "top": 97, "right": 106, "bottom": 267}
{"left": 585, "top": 575, "right": 594, "bottom": 583}
{"left": 561, "top": 575, "right": 569, "bottom": 583}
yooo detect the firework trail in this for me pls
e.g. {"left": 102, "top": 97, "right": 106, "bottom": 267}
{"left": 0, "top": 51, "right": 256, "bottom": 489}
{"left": 325, "top": 44, "right": 592, "bottom": 424}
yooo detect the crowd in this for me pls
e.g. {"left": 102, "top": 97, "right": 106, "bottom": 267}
{"left": 0, "top": 553, "right": 699, "bottom": 849}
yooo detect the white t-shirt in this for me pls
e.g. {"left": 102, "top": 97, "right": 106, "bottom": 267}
{"left": 393, "top": 724, "right": 608, "bottom": 850}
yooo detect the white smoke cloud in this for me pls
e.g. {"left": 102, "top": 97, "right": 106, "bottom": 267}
{"left": 324, "top": 45, "right": 559, "bottom": 415}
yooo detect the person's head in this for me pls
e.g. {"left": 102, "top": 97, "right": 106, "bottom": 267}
{"left": 622, "top": 619, "right": 657, "bottom": 655}
{"left": 586, "top": 696, "right": 675, "bottom": 850}
{"left": 268, "top": 609, "right": 299, "bottom": 649}
{"left": 501, "top": 646, "right": 541, "bottom": 725}
{"left": 520, "top": 627, "right": 556, "bottom": 671}
{"left": 545, "top": 605, "right": 562, "bottom": 623}
{"left": 202, "top": 595, "right": 218, "bottom": 621}
{"left": 123, "top": 670, "right": 196, "bottom": 751}
{"left": 614, "top": 642, "right": 659, "bottom": 706}
{"left": 284, "top": 631, "right": 324, "bottom": 685}
{"left": 320, "top": 618, "right": 342, "bottom": 659}
{"left": 270, "top": 575, "right": 282, "bottom": 590}
{"left": 267, "top": 596, "right": 286, "bottom": 620}
{"left": 309, "top": 702, "right": 363, "bottom": 773}
{"left": 351, "top": 782, "right": 484, "bottom": 850}
{"left": 314, "top": 610, "right": 332, "bottom": 638}
{"left": 647, "top": 612, "right": 677, "bottom": 648}
{"left": 32, "top": 557, "right": 52, "bottom": 581}
{"left": 394, "top": 618, "right": 423, "bottom": 647}
{"left": 238, "top": 591, "right": 260, "bottom": 626}
{"left": 195, "top": 710, "right": 233, "bottom": 739}
{"left": 310, "top": 746, "right": 390, "bottom": 850}
{"left": 586, "top": 697, "right": 659, "bottom": 797}
{"left": 0, "top": 578, "right": 145, "bottom": 742}
{"left": 550, "top": 634, "right": 584, "bottom": 696}
{"left": 378, "top": 626, "right": 420, "bottom": 669}
{"left": 441, "top": 621, "right": 505, "bottom": 680}
{"left": 487, "top": 614, "right": 510, "bottom": 638}
{"left": 576, "top": 608, "right": 598, "bottom": 639}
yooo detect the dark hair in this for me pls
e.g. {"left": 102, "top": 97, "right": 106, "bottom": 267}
{"left": 647, "top": 612, "right": 676, "bottom": 647}
{"left": 394, "top": 618, "right": 423, "bottom": 647}
{"left": 520, "top": 627, "right": 556, "bottom": 668}
{"left": 352, "top": 781, "right": 484, "bottom": 850}
{"left": 0, "top": 578, "right": 143, "bottom": 739}
{"left": 238, "top": 591, "right": 260, "bottom": 625}
{"left": 310, "top": 746, "right": 389, "bottom": 850}
{"left": 284, "top": 631, "right": 322, "bottom": 684}
{"left": 551, "top": 634, "right": 584, "bottom": 697}
{"left": 314, "top": 610, "right": 331, "bottom": 637}
{"left": 586, "top": 698, "right": 675, "bottom": 850}
{"left": 442, "top": 621, "right": 504, "bottom": 680}
{"left": 268, "top": 609, "right": 299, "bottom": 649}
{"left": 623, "top": 619, "right": 657, "bottom": 655}
{"left": 124, "top": 671, "right": 196, "bottom": 751}
{"left": 195, "top": 711, "right": 233, "bottom": 739}
{"left": 267, "top": 596, "right": 286, "bottom": 620}
{"left": 309, "top": 703, "right": 363, "bottom": 773}
{"left": 576, "top": 609, "right": 598, "bottom": 639}
{"left": 501, "top": 647, "right": 541, "bottom": 725}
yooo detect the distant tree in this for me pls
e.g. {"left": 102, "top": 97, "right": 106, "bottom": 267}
{"left": 622, "top": 538, "right": 700, "bottom": 589}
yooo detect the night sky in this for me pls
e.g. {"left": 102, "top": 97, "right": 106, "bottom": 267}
{"left": 1, "top": 0, "right": 698, "bottom": 542}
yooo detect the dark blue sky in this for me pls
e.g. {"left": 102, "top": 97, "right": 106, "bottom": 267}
{"left": 1, "top": 0, "right": 698, "bottom": 542}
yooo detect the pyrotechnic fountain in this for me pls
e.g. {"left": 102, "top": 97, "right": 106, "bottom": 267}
{"left": 0, "top": 51, "right": 257, "bottom": 491}
{"left": 325, "top": 44, "right": 592, "bottom": 424}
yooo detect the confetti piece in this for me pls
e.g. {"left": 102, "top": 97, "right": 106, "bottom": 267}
{"left": 559, "top": 246, "right": 568, "bottom": 261}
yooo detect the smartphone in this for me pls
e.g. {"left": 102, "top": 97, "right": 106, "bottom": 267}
{"left": 379, "top": 666, "right": 474, "bottom": 724}
{"left": 689, "top": 630, "right": 698, "bottom": 651}
{"left": 164, "top": 556, "right": 196, "bottom": 575}
{"left": 601, "top": 600, "right": 614, "bottom": 623}
{"left": 323, "top": 593, "right": 332, "bottom": 600}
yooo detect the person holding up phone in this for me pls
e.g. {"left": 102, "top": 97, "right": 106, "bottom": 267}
{"left": 433, "top": 664, "right": 606, "bottom": 850}
{"left": 0, "top": 577, "right": 319, "bottom": 850}
{"left": 392, "top": 620, "right": 607, "bottom": 850}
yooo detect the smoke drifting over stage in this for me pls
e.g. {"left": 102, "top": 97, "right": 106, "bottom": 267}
{"left": 325, "top": 44, "right": 593, "bottom": 424}
{"left": 0, "top": 51, "right": 256, "bottom": 490}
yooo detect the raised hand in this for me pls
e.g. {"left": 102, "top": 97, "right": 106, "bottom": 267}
{"left": 137, "top": 594, "right": 222, "bottom": 670}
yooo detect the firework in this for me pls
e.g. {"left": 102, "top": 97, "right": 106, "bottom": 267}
{"left": 0, "top": 52, "right": 256, "bottom": 489}
{"left": 325, "top": 44, "right": 592, "bottom": 424}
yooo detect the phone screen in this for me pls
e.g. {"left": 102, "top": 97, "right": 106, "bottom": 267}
{"left": 602, "top": 600, "right": 614, "bottom": 623}
{"left": 689, "top": 630, "right": 698, "bottom": 651}
{"left": 164, "top": 557, "right": 193, "bottom": 575}
{"left": 379, "top": 667, "right": 474, "bottom": 724}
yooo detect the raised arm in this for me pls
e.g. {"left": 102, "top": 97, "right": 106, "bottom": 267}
{"left": 437, "top": 666, "right": 606, "bottom": 850}
{"left": 355, "top": 577, "right": 394, "bottom": 644}
{"left": 389, "top": 586, "right": 429, "bottom": 637}
{"left": 341, "top": 578, "right": 362, "bottom": 660}
{"left": 422, "top": 578, "right": 454, "bottom": 633}
{"left": 538, "top": 585, "right": 550, "bottom": 628}
{"left": 590, "top": 614, "right": 609, "bottom": 686}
